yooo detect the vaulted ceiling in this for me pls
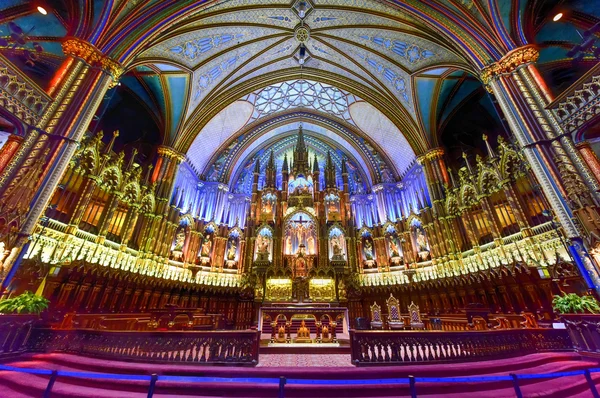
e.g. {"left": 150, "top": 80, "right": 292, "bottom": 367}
{"left": 1, "top": 0, "right": 599, "bottom": 181}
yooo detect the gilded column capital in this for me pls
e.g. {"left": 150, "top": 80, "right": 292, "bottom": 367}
{"left": 480, "top": 45, "right": 539, "bottom": 88}
{"left": 157, "top": 146, "right": 186, "bottom": 162}
{"left": 416, "top": 148, "right": 445, "bottom": 164}
{"left": 61, "top": 37, "right": 123, "bottom": 86}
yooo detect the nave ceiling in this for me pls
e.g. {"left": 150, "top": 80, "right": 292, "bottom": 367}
{"left": 0, "top": 0, "right": 599, "bottom": 189}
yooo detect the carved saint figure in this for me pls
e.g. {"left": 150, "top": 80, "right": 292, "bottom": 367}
{"left": 389, "top": 238, "right": 400, "bottom": 257}
{"left": 363, "top": 240, "right": 374, "bottom": 260}
{"left": 200, "top": 236, "right": 212, "bottom": 257}
{"left": 286, "top": 236, "right": 293, "bottom": 255}
{"left": 332, "top": 236, "right": 343, "bottom": 257}
{"left": 416, "top": 228, "right": 428, "bottom": 252}
{"left": 257, "top": 235, "right": 270, "bottom": 254}
{"left": 307, "top": 236, "right": 315, "bottom": 254}
{"left": 227, "top": 240, "right": 237, "bottom": 260}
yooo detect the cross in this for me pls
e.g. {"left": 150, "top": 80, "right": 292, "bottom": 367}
{"left": 295, "top": 215, "right": 310, "bottom": 226}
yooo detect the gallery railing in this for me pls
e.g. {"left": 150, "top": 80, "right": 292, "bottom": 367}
{"left": 28, "top": 328, "right": 261, "bottom": 366}
{"left": 0, "top": 314, "right": 37, "bottom": 358}
{"left": 349, "top": 329, "right": 571, "bottom": 366}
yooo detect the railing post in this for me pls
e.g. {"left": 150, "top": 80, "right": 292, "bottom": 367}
{"left": 585, "top": 369, "right": 600, "bottom": 398}
{"left": 278, "top": 376, "right": 287, "bottom": 398}
{"left": 147, "top": 373, "right": 158, "bottom": 398}
{"left": 43, "top": 370, "right": 58, "bottom": 398}
{"left": 510, "top": 373, "right": 523, "bottom": 398}
{"left": 409, "top": 375, "right": 417, "bottom": 398}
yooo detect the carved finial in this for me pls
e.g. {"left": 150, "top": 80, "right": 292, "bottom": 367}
{"left": 105, "top": 130, "right": 119, "bottom": 154}
{"left": 127, "top": 148, "right": 138, "bottom": 170}
{"left": 447, "top": 167, "right": 457, "bottom": 187}
{"left": 145, "top": 164, "right": 154, "bottom": 185}
{"left": 483, "top": 134, "right": 497, "bottom": 159}
{"left": 463, "top": 152, "right": 474, "bottom": 174}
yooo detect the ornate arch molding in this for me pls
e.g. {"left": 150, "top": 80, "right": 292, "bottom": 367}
{"left": 199, "top": 110, "right": 398, "bottom": 186}
{"left": 177, "top": 68, "right": 426, "bottom": 154}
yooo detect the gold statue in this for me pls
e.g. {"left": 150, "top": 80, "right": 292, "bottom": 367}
{"left": 295, "top": 320, "right": 311, "bottom": 343}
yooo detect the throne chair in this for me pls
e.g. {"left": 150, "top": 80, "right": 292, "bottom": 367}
{"left": 407, "top": 301, "right": 425, "bottom": 330}
{"left": 370, "top": 302, "right": 383, "bottom": 329}
{"left": 386, "top": 294, "right": 405, "bottom": 330}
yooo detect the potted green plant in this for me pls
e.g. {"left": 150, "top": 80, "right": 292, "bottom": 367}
{"left": 0, "top": 291, "right": 50, "bottom": 315}
{"left": 553, "top": 293, "right": 600, "bottom": 355}
{"left": 553, "top": 293, "right": 600, "bottom": 314}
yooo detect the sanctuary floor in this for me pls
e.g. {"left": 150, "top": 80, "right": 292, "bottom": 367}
{"left": 1, "top": 352, "right": 599, "bottom": 397}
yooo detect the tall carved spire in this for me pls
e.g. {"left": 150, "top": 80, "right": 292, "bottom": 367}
{"left": 292, "top": 124, "right": 310, "bottom": 176}
{"left": 282, "top": 153, "right": 289, "bottom": 173}
{"left": 265, "top": 151, "right": 276, "bottom": 187}
{"left": 325, "top": 152, "right": 337, "bottom": 188}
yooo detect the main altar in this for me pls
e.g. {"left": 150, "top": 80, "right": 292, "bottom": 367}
{"left": 246, "top": 127, "right": 353, "bottom": 344}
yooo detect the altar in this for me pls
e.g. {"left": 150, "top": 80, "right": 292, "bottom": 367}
{"left": 259, "top": 305, "right": 349, "bottom": 344}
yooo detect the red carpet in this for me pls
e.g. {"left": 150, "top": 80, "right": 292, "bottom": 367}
{"left": 0, "top": 352, "right": 598, "bottom": 397}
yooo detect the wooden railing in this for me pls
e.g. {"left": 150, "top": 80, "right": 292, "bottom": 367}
{"left": 28, "top": 328, "right": 261, "bottom": 366}
{"left": 0, "top": 315, "right": 38, "bottom": 358}
{"left": 561, "top": 314, "right": 600, "bottom": 357}
{"left": 349, "top": 329, "right": 571, "bottom": 366}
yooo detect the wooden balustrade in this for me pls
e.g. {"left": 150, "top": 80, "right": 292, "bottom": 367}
{"left": 28, "top": 328, "right": 261, "bottom": 366}
{"left": 349, "top": 328, "right": 571, "bottom": 366}
{"left": 561, "top": 314, "right": 600, "bottom": 357}
{"left": 0, "top": 315, "right": 38, "bottom": 358}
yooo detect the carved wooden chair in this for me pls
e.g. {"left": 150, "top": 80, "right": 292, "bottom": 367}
{"left": 386, "top": 294, "right": 404, "bottom": 330}
{"left": 407, "top": 301, "right": 425, "bottom": 330}
{"left": 370, "top": 302, "right": 383, "bottom": 329}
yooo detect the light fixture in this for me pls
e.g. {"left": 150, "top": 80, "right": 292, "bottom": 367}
{"left": 298, "top": 44, "right": 306, "bottom": 65}
{"left": 297, "top": 1, "right": 307, "bottom": 18}
{"left": 553, "top": 12, "right": 563, "bottom": 22}
{"left": 37, "top": 6, "right": 48, "bottom": 15}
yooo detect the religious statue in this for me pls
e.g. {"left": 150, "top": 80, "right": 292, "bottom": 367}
{"left": 258, "top": 235, "right": 269, "bottom": 254}
{"left": 256, "top": 234, "right": 270, "bottom": 261}
{"left": 227, "top": 240, "right": 237, "bottom": 261}
{"left": 363, "top": 240, "right": 374, "bottom": 260}
{"left": 263, "top": 199, "right": 273, "bottom": 214}
{"left": 296, "top": 320, "right": 311, "bottom": 343}
{"left": 331, "top": 236, "right": 344, "bottom": 260}
{"left": 389, "top": 238, "right": 400, "bottom": 257}
{"left": 0, "top": 242, "right": 7, "bottom": 267}
{"left": 200, "top": 236, "right": 211, "bottom": 257}
{"left": 416, "top": 228, "right": 429, "bottom": 252}
{"left": 286, "top": 236, "right": 293, "bottom": 255}
{"left": 307, "top": 236, "right": 315, "bottom": 254}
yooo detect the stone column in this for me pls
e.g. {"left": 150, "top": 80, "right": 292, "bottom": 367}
{"left": 0, "top": 134, "right": 23, "bottom": 175}
{"left": 576, "top": 141, "right": 600, "bottom": 186}
{"left": 1, "top": 39, "right": 122, "bottom": 290}
{"left": 483, "top": 45, "right": 600, "bottom": 294}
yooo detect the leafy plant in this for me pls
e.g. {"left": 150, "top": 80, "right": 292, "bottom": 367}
{"left": 0, "top": 291, "right": 49, "bottom": 315}
{"left": 553, "top": 293, "right": 600, "bottom": 314}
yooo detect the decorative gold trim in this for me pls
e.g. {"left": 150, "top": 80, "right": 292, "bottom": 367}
{"left": 62, "top": 38, "right": 123, "bottom": 85}
{"left": 480, "top": 45, "right": 539, "bottom": 87}
{"left": 157, "top": 145, "right": 186, "bottom": 162}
